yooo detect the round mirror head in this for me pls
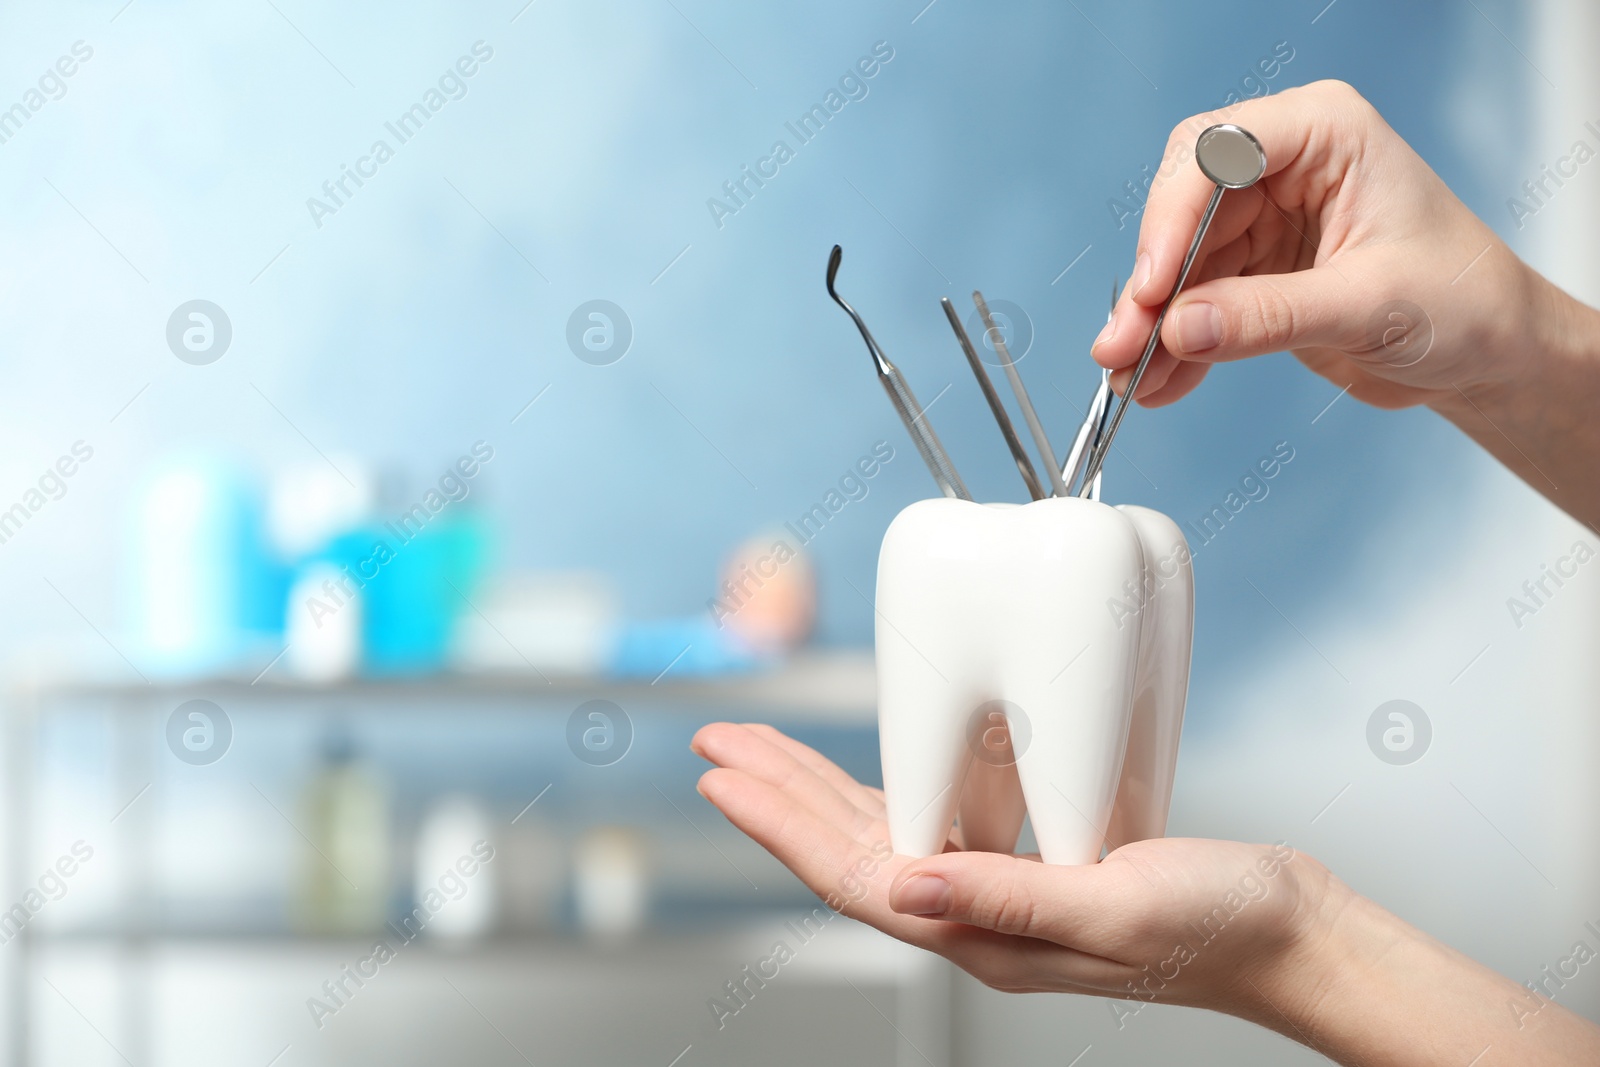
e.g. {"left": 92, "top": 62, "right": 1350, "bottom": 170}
{"left": 1195, "top": 124, "right": 1266, "bottom": 189}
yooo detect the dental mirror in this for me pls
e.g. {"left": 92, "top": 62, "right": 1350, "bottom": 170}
{"left": 1079, "top": 124, "right": 1266, "bottom": 492}
{"left": 1195, "top": 124, "right": 1266, "bottom": 188}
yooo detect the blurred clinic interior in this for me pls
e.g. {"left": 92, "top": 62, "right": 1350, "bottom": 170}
{"left": 0, "top": 0, "right": 1596, "bottom": 1064}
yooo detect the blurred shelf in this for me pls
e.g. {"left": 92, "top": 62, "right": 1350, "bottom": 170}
{"left": 18, "top": 921, "right": 940, "bottom": 979}
{"left": 20, "top": 896, "right": 835, "bottom": 945}
{"left": 19, "top": 922, "right": 818, "bottom": 951}
{"left": 6, "top": 649, "right": 878, "bottom": 721}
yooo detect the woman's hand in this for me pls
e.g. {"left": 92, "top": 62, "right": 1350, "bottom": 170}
{"left": 1095, "top": 78, "right": 1600, "bottom": 528}
{"left": 1094, "top": 78, "right": 1529, "bottom": 409}
{"left": 690, "top": 721, "right": 1333, "bottom": 1031}
{"left": 693, "top": 722, "right": 1600, "bottom": 1065}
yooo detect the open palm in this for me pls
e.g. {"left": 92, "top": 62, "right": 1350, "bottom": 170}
{"left": 693, "top": 721, "right": 1328, "bottom": 1028}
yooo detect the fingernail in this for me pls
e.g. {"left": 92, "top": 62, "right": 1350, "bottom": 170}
{"left": 1131, "top": 252, "right": 1153, "bottom": 299}
{"left": 1175, "top": 302, "right": 1221, "bottom": 352}
{"left": 892, "top": 875, "right": 951, "bottom": 916}
{"left": 1092, "top": 309, "right": 1118, "bottom": 349}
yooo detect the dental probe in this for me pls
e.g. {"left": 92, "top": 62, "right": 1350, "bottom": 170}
{"left": 1085, "top": 372, "right": 1111, "bottom": 501}
{"left": 973, "top": 290, "right": 1070, "bottom": 497}
{"left": 1062, "top": 279, "right": 1118, "bottom": 497}
{"left": 1078, "top": 123, "right": 1267, "bottom": 494}
{"left": 941, "top": 297, "right": 1046, "bottom": 501}
{"left": 826, "top": 246, "right": 972, "bottom": 500}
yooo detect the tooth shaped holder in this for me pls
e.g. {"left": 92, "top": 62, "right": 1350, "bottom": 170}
{"left": 875, "top": 496, "right": 1193, "bottom": 865}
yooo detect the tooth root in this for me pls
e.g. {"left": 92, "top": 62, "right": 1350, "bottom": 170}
{"left": 1005, "top": 509, "right": 1143, "bottom": 865}
{"left": 875, "top": 501, "right": 977, "bottom": 858}
{"left": 875, "top": 653, "right": 970, "bottom": 859}
{"left": 1106, "top": 506, "right": 1194, "bottom": 851}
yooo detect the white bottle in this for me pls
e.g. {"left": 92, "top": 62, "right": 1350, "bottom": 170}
{"left": 285, "top": 562, "right": 361, "bottom": 682}
{"left": 413, "top": 795, "right": 498, "bottom": 941}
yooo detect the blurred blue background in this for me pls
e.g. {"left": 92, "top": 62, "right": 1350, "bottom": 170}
{"left": 0, "top": 0, "right": 1524, "bottom": 688}
{"left": 0, "top": 0, "right": 1596, "bottom": 1064}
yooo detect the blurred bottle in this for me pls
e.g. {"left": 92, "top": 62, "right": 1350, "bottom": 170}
{"left": 284, "top": 562, "right": 361, "bottom": 682}
{"left": 270, "top": 459, "right": 376, "bottom": 682}
{"left": 355, "top": 513, "right": 488, "bottom": 675}
{"left": 573, "top": 826, "right": 649, "bottom": 940}
{"left": 292, "top": 721, "right": 391, "bottom": 934}
{"left": 500, "top": 812, "right": 565, "bottom": 934}
{"left": 126, "top": 454, "right": 284, "bottom": 678}
{"left": 324, "top": 460, "right": 489, "bottom": 677}
{"left": 412, "top": 795, "right": 498, "bottom": 941}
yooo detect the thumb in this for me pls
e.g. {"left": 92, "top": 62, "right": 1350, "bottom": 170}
{"left": 1161, "top": 267, "right": 1374, "bottom": 363}
{"left": 888, "top": 851, "right": 1137, "bottom": 954}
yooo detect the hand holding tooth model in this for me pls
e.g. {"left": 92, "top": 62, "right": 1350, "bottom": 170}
{"left": 699, "top": 81, "right": 1600, "bottom": 1064}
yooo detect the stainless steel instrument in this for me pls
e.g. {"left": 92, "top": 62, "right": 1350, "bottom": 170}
{"left": 941, "top": 297, "right": 1046, "bottom": 501}
{"left": 826, "top": 245, "right": 972, "bottom": 501}
{"left": 827, "top": 121, "right": 1264, "bottom": 508}
{"left": 974, "top": 290, "right": 1069, "bottom": 497}
{"left": 1078, "top": 123, "right": 1266, "bottom": 493}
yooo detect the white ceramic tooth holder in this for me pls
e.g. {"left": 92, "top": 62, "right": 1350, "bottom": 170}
{"left": 875, "top": 496, "right": 1193, "bottom": 865}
